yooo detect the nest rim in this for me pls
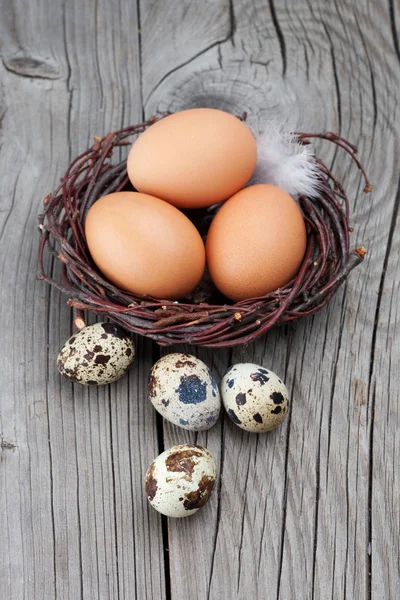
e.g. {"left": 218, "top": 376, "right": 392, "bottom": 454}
{"left": 38, "top": 114, "right": 370, "bottom": 348}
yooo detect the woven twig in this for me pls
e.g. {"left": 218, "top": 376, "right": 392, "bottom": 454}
{"left": 38, "top": 116, "right": 371, "bottom": 348}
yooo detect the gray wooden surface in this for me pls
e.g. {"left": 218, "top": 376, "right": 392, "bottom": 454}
{"left": 0, "top": 1, "right": 399, "bottom": 598}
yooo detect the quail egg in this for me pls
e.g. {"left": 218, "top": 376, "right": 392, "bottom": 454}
{"left": 57, "top": 322, "right": 135, "bottom": 385}
{"left": 145, "top": 444, "right": 217, "bottom": 518}
{"left": 221, "top": 363, "right": 289, "bottom": 432}
{"left": 148, "top": 353, "right": 220, "bottom": 430}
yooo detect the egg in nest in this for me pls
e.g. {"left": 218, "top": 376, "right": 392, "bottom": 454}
{"left": 85, "top": 191, "right": 205, "bottom": 300}
{"left": 127, "top": 108, "right": 257, "bottom": 209}
{"left": 206, "top": 184, "right": 307, "bottom": 301}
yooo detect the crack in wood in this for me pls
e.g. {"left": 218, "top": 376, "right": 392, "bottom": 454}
{"left": 44, "top": 264, "right": 58, "bottom": 600}
{"left": 367, "top": 174, "right": 400, "bottom": 600}
{"left": 108, "top": 387, "right": 121, "bottom": 600}
{"left": 206, "top": 409, "right": 226, "bottom": 600}
{"left": 268, "top": 0, "right": 287, "bottom": 77}
{"left": 144, "top": 35, "right": 234, "bottom": 107}
{"left": 276, "top": 360, "right": 296, "bottom": 599}
{"left": 389, "top": 0, "right": 400, "bottom": 61}
{"left": 72, "top": 378, "right": 84, "bottom": 600}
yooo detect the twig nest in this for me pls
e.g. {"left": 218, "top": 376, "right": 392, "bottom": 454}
{"left": 145, "top": 444, "right": 217, "bottom": 518}
{"left": 221, "top": 364, "right": 289, "bottom": 432}
{"left": 57, "top": 322, "right": 135, "bottom": 385}
{"left": 148, "top": 353, "right": 221, "bottom": 430}
{"left": 38, "top": 118, "right": 370, "bottom": 348}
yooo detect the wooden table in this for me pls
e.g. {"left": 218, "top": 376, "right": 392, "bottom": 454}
{"left": 1, "top": 1, "right": 399, "bottom": 598}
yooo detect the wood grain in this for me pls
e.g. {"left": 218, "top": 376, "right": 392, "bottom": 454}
{"left": 0, "top": 0, "right": 399, "bottom": 599}
{"left": 0, "top": 1, "right": 166, "bottom": 599}
{"left": 143, "top": 1, "right": 400, "bottom": 599}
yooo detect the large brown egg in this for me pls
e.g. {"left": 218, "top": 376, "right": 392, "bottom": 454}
{"left": 127, "top": 108, "right": 257, "bottom": 209}
{"left": 206, "top": 185, "right": 307, "bottom": 302}
{"left": 85, "top": 192, "right": 205, "bottom": 300}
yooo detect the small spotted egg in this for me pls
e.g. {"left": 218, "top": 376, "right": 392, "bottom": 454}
{"left": 145, "top": 444, "right": 217, "bottom": 518}
{"left": 57, "top": 322, "right": 135, "bottom": 385}
{"left": 221, "top": 363, "right": 289, "bottom": 433}
{"left": 148, "top": 353, "right": 220, "bottom": 431}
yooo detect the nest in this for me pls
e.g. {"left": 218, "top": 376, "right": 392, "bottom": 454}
{"left": 38, "top": 115, "right": 371, "bottom": 348}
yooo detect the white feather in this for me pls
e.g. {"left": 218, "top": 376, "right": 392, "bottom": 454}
{"left": 248, "top": 120, "right": 321, "bottom": 198}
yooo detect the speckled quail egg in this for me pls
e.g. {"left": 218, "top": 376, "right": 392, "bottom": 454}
{"left": 148, "top": 353, "right": 220, "bottom": 430}
{"left": 57, "top": 322, "right": 135, "bottom": 385}
{"left": 145, "top": 444, "right": 217, "bottom": 518}
{"left": 221, "top": 363, "right": 289, "bottom": 433}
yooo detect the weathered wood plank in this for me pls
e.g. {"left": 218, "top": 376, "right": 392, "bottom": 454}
{"left": 160, "top": 346, "right": 232, "bottom": 599}
{"left": 140, "top": 0, "right": 232, "bottom": 106}
{"left": 1, "top": 0, "right": 399, "bottom": 599}
{"left": 0, "top": 1, "right": 166, "bottom": 598}
{"left": 142, "top": 1, "right": 400, "bottom": 599}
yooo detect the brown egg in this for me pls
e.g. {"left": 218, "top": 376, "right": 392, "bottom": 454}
{"left": 127, "top": 108, "right": 257, "bottom": 209}
{"left": 206, "top": 184, "right": 307, "bottom": 302}
{"left": 85, "top": 192, "right": 205, "bottom": 300}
